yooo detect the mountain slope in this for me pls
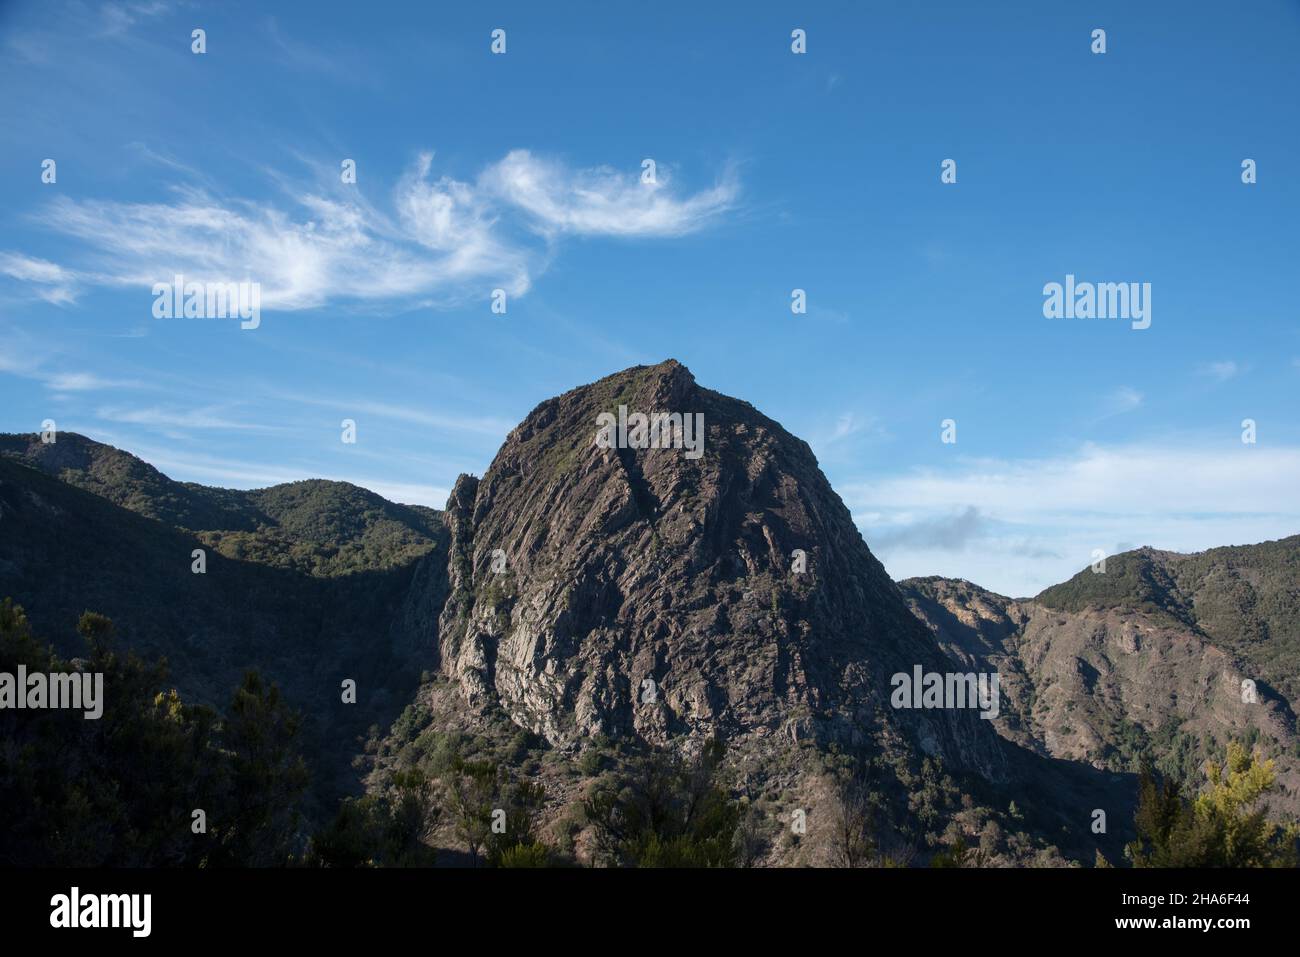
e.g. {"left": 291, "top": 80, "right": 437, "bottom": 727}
{"left": 0, "top": 432, "right": 443, "bottom": 577}
{"left": 0, "top": 450, "right": 446, "bottom": 814}
{"left": 1038, "top": 539, "right": 1300, "bottom": 703}
{"left": 903, "top": 550, "right": 1300, "bottom": 815}
{"left": 0, "top": 431, "right": 257, "bottom": 530}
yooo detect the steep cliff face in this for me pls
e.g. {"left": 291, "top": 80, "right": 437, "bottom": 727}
{"left": 433, "top": 360, "right": 1004, "bottom": 778}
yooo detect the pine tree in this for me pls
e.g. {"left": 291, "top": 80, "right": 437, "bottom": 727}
{"left": 209, "top": 670, "right": 310, "bottom": 866}
{"left": 1126, "top": 742, "right": 1299, "bottom": 867}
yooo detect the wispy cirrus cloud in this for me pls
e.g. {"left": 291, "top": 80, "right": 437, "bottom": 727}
{"left": 265, "top": 388, "right": 516, "bottom": 438}
{"left": 0, "top": 253, "right": 80, "bottom": 304}
{"left": 94, "top": 405, "right": 288, "bottom": 434}
{"left": 394, "top": 152, "right": 533, "bottom": 297}
{"left": 98, "top": 1, "right": 173, "bottom": 37}
{"left": 1100, "top": 385, "right": 1143, "bottom": 417}
{"left": 479, "top": 150, "right": 738, "bottom": 238}
{"left": 3, "top": 0, "right": 173, "bottom": 62}
{"left": 0, "top": 324, "right": 148, "bottom": 392}
{"left": 30, "top": 188, "right": 472, "bottom": 310}
{"left": 828, "top": 413, "right": 863, "bottom": 443}
{"left": 4, "top": 150, "right": 739, "bottom": 312}
{"left": 1199, "top": 360, "right": 1241, "bottom": 382}
{"left": 47, "top": 372, "right": 143, "bottom": 392}
{"left": 808, "top": 411, "right": 888, "bottom": 457}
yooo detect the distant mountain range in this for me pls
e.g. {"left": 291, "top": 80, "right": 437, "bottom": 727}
{"left": 2, "top": 360, "right": 1296, "bottom": 865}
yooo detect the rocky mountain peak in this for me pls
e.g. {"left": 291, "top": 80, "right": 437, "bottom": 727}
{"left": 434, "top": 361, "right": 1005, "bottom": 777}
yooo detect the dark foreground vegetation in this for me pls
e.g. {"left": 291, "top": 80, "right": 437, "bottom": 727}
{"left": 4, "top": 599, "right": 1296, "bottom": 869}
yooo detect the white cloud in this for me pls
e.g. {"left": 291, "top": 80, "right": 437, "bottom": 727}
{"left": 7, "top": 151, "right": 738, "bottom": 313}
{"left": 842, "top": 442, "right": 1300, "bottom": 596}
{"left": 847, "top": 443, "right": 1300, "bottom": 521}
{"left": 0, "top": 253, "right": 79, "bottom": 304}
{"left": 36, "top": 190, "right": 457, "bottom": 310}
{"left": 480, "top": 149, "right": 738, "bottom": 238}
{"left": 47, "top": 372, "right": 142, "bottom": 392}
{"left": 94, "top": 405, "right": 286, "bottom": 433}
{"left": 395, "top": 152, "right": 533, "bottom": 296}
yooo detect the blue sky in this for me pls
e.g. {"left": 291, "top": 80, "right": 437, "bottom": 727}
{"left": 1, "top": 0, "right": 1298, "bottom": 597}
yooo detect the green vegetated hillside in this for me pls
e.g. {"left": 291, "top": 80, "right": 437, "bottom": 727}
{"left": 1, "top": 365, "right": 1297, "bottom": 868}
{"left": 1038, "top": 540, "right": 1300, "bottom": 703}
{"left": 0, "top": 440, "right": 447, "bottom": 820}
{"left": 0, "top": 432, "right": 442, "bottom": 577}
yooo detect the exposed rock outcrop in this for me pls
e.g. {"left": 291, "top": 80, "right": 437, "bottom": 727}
{"left": 433, "top": 360, "right": 1005, "bottom": 779}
